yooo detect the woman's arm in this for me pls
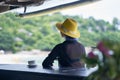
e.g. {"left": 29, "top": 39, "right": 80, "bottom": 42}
{"left": 42, "top": 45, "right": 60, "bottom": 69}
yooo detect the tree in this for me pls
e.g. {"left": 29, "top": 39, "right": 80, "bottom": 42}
{"left": 0, "top": 31, "right": 14, "bottom": 51}
{"left": 112, "top": 17, "right": 120, "bottom": 31}
{"left": 0, "top": 12, "right": 119, "bottom": 53}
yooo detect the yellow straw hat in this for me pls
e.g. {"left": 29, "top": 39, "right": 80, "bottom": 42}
{"left": 56, "top": 18, "right": 80, "bottom": 38}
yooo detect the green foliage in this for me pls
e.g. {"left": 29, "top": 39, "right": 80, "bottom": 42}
{"left": 0, "top": 31, "right": 14, "bottom": 51}
{"left": 0, "top": 12, "right": 120, "bottom": 53}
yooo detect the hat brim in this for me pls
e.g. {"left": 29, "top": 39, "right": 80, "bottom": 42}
{"left": 56, "top": 22, "right": 80, "bottom": 38}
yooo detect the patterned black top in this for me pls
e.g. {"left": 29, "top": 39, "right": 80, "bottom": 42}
{"left": 42, "top": 38, "right": 86, "bottom": 69}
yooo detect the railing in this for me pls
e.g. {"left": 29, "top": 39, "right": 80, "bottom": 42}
{"left": 0, "top": 64, "right": 98, "bottom": 80}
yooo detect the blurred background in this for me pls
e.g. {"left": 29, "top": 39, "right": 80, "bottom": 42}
{"left": 0, "top": 0, "right": 120, "bottom": 67}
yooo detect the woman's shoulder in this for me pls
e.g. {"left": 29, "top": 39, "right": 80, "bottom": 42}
{"left": 55, "top": 43, "right": 64, "bottom": 47}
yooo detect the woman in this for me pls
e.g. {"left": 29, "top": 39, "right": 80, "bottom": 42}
{"left": 42, "top": 18, "right": 86, "bottom": 69}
